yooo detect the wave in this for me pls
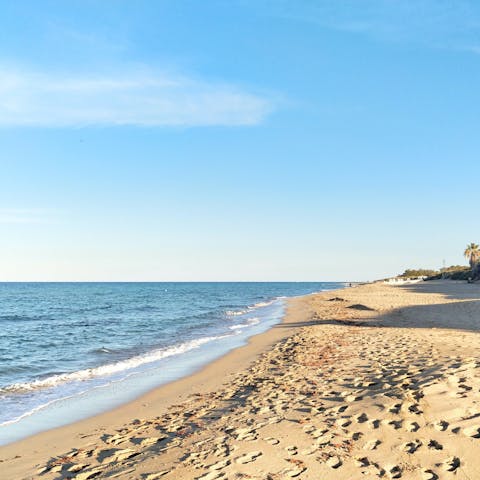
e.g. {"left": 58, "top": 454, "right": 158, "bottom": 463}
{"left": 0, "top": 314, "right": 47, "bottom": 323}
{"left": 93, "top": 347, "right": 115, "bottom": 354}
{"left": 225, "top": 299, "right": 277, "bottom": 318}
{"left": 1, "top": 334, "right": 232, "bottom": 395}
{"left": 229, "top": 317, "right": 261, "bottom": 330}
{"left": 225, "top": 309, "right": 249, "bottom": 316}
{"left": 251, "top": 299, "right": 276, "bottom": 308}
{"left": 0, "top": 391, "right": 84, "bottom": 427}
{"left": 72, "top": 304, "right": 112, "bottom": 314}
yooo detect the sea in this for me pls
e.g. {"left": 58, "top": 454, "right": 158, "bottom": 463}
{"left": 0, "top": 282, "right": 345, "bottom": 445}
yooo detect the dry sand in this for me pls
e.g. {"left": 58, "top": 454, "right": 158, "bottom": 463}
{"left": 2, "top": 280, "right": 480, "bottom": 479}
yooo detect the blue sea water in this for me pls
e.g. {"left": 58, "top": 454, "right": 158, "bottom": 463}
{"left": 0, "top": 282, "right": 344, "bottom": 444}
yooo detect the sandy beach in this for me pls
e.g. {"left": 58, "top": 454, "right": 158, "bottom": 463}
{"left": 2, "top": 280, "right": 480, "bottom": 479}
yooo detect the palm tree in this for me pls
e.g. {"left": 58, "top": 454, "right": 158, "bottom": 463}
{"left": 464, "top": 243, "right": 480, "bottom": 273}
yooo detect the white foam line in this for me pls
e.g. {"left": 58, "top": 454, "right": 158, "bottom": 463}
{"left": 225, "top": 309, "right": 248, "bottom": 316}
{"left": 1, "top": 334, "right": 232, "bottom": 394}
{"left": 225, "top": 299, "right": 278, "bottom": 319}
{"left": 229, "top": 317, "right": 261, "bottom": 330}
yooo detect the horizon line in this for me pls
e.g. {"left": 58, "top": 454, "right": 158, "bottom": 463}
{"left": 0, "top": 280, "right": 360, "bottom": 284}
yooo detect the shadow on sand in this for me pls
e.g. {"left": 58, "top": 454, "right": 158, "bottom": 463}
{"left": 276, "top": 280, "right": 480, "bottom": 333}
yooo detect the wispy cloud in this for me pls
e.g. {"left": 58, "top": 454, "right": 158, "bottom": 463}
{"left": 0, "top": 65, "right": 274, "bottom": 127}
{"left": 0, "top": 208, "right": 58, "bottom": 224}
{"left": 254, "top": 0, "right": 480, "bottom": 52}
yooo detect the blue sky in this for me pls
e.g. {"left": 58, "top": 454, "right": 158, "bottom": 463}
{"left": 1, "top": 0, "right": 479, "bottom": 281}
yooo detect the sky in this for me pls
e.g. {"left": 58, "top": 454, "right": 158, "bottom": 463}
{"left": 0, "top": 0, "right": 479, "bottom": 281}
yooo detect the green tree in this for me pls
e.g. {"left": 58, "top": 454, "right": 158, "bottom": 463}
{"left": 464, "top": 243, "right": 480, "bottom": 268}
{"left": 400, "top": 269, "right": 438, "bottom": 278}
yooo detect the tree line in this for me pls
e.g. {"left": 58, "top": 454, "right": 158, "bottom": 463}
{"left": 399, "top": 243, "right": 480, "bottom": 281}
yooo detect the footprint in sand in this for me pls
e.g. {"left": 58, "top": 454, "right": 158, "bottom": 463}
{"left": 312, "top": 428, "right": 328, "bottom": 439}
{"left": 433, "top": 420, "right": 449, "bottom": 432}
{"left": 235, "top": 427, "right": 257, "bottom": 441}
{"left": 407, "top": 421, "right": 420, "bottom": 432}
{"left": 208, "top": 459, "right": 230, "bottom": 471}
{"left": 138, "top": 436, "right": 166, "bottom": 447}
{"left": 442, "top": 456, "right": 460, "bottom": 472}
{"left": 345, "top": 394, "right": 363, "bottom": 402}
{"left": 403, "top": 440, "right": 422, "bottom": 454}
{"left": 285, "top": 445, "right": 298, "bottom": 455}
{"left": 363, "top": 439, "right": 381, "bottom": 450}
{"left": 369, "top": 419, "right": 380, "bottom": 429}
{"left": 315, "top": 433, "right": 333, "bottom": 446}
{"left": 388, "top": 420, "right": 403, "bottom": 430}
{"left": 389, "top": 404, "right": 402, "bottom": 414}
{"left": 387, "top": 465, "right": 402, "bottom": 478}
{"left": 235, "top": 451, "right": 262, "bottom": 464}
{"left": 408, "top": 403, "right": 423, "bottom": 414}
{"left": 67, "top": 464, "right": 87, "bottom": 473}
{"left": 197, "top": 471, "right": 225, "bottom": 480}
{"left": 350, "top": 431, "right": 363, "bottom": 441}
{"left": 354, "top": 456, "right": 370, "bottom": 467}
{"left": 102, "top": 433, "right": 126, "bottom": 445}
{"left": 427, "top": 439, "right": 443, "bottom": 450}
{"left": 264, "top": 437, "right": 280, "bottom": 445}
{"left": 98, "top": 448, "right": 139, "bottom": 463}
{"left": 463, "top": 426, "right": 480, "bottom": 438}
{"left": 144, "top": 472, "right": 170, "bottom": 480}
{"left": 422, "top": 469, "right": 438, "bottom": 480}
{"left": 300, "top": 445, "right": 317, "bottom": 455}
{"left": 283, "top": 465, "right": 307, "bottom": 477}
{"left": 356, "top": 413, "right": 369, "bottom": 423}
{"left": 326, "top": 455, "right": 342, "bottom": 468}
{"left": 335, "top": 418, "right": 352, "bottom": 428}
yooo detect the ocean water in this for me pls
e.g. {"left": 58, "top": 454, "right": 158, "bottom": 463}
{"left": 0, "top": 282, "right": 344, "bottom": 444}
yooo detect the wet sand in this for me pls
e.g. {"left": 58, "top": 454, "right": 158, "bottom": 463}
{"left": 2, "top": 280, "right": 480, "bottom": 479}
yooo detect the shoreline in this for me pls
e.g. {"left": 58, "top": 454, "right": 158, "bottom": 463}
{"left": 0, "top": 288, "right": 322, "bottom": 477}
{"left": 0, "top": 296, "right": 288, "bottom": 446}
{"left": 3, "top": 280, "right": 480, "bottom": 479}
{"left": 0, "top": 284, "right": 343, "bottom": 445}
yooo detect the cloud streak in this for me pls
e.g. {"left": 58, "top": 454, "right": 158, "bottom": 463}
{"left": 0, "top": 66, "right": 274, "bottom": 127}
{"left": 256, "top": 0, "right": 480, "bottom": 52}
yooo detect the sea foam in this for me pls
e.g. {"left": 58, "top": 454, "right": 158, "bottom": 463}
{"left": 1, "top": 334, "right": 232, "bottom": 395}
